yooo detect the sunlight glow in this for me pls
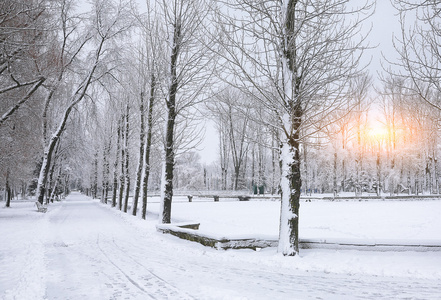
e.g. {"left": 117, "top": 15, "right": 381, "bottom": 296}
{"left": 367, "top": 126, "right": 388, "bottom": 140}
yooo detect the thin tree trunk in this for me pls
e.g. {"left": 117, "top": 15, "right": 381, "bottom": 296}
{"left": 92, "top": 150, "right": 98, "bottom": 199}
{"left": 5, "top": 169, "right": 11, "bottom": 207}
{"left": 141, "top": 74, "right": 155, "bottom": 220}
{"left": 118, "top": 112, "right": 126, "bottom": 211}
{"left": 112, "top": 117, "right": 122, "bottom": 208}
{"left": 132, "top": 93, "right": 145, "bottom": 216}
{"left": 101, "top": 138, "right": 111, "bottom": 204}
{"left": 47, "top": 159, "right": 56, "bottom": 204}
{"left": 49, "top": 166, "right": 62, "bottom": 202}
{"left": 123, "top": 103, "right": 130, "bottom": 213}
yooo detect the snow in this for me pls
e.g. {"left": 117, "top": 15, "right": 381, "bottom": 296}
{"left": 1, "top": 193, "right": 441, "bottom": 299}
{"left": 147, "top": 197, "right": 441, "bottom": 243}
{"left": 278, "top": 140, "right": 297, "bottom": 255}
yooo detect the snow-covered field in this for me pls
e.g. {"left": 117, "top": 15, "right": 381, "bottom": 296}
{"left": 147, "top": 196, "right": 441, "bottom": 243}
{"left": 1, "top": 192, "right": 441, "bottom": 299}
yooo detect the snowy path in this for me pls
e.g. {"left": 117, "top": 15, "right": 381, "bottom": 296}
{"left": 1, "top": 193, "right": 441, "bottom": 299}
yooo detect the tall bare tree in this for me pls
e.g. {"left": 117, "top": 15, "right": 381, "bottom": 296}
{"left": 36, "top": 0, "right": 132, "bottom": 204}
{"left": 158, "top": 0, "right": 215, "bottom": 224}
{"left": 217, "top": 0, "right": 374, "bottom": 255}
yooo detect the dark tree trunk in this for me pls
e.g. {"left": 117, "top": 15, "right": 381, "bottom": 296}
{"left": 123, "top": 104, "right": 130, "bottom": 213}
{"left": 112, "top": 116, "right": 122, "bottom": 208}
{"left": 5, "top": 169, "right": 11, "bottom": 207}
{"left": 161, "top": 19, "right": 181, "bottom": 224}
{"left": 101, "top": 138, "right": 111, "bottom": 204}
{"left": 132, "top": 93, "right": 145, "bottom": 216}
{"left": 36, "top": 125, "right": 64, "bottom": 204}
{"left": 92, "top": 150, "right": 98, "bottom": 199}
{"left": 118, "top": 112, "right": 125, "bottom": 211}
{"left": 49, "top": 166, "right": 62, "bottom": 202}
{"left": 288, "top": 137, "right": 301, "bottom": 253}
{"left": 141, "top": 74, "right": 156, "bottom": 220}
{"left": 162, "top": 108, "right": 176, "bottom": 223}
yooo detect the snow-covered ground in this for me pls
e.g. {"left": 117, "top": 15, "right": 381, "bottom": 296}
{"left": 147, "top": 196, "right": 441, "bottom": 244}
{"left": 1, "top": 192, "right": 440, "bottom": 299}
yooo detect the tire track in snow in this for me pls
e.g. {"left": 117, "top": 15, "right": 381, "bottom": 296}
{"left": 96, "top": 234, "right": 194, "bottom": 300}
{"left": 96, "top": 236, "right": 153, "bottom": 299}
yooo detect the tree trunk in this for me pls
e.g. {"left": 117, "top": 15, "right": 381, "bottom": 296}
{"left": 92, "top": 150, "right": 98, "bottom": 199}
{"left": 49, "top": 166, "right": 62, "bottom": 202}
{"left": 141, "top": 74, "right": 155, "bottom": 220}
{"left": 161, "top": 108, "right": 176, "bottom": 223}
{"left": 278, "top": 0, "right": 302, "bottom": 256}
{"left": 112, "top": 117, "right": 122, "bottom": 208}
{"left": 132, "top": 92, "right": 145, "bottom": 216}
{"left": 47, "top": 160, "right": 56, "bottom": 204}
{"left": 5, "top": 169, "right": 11, "bottom": 207}
{"left": 278, "top": 137, "right": 301, "bottom": 256}
{"left": 123, "top": 103, "right": 130, "bottom": 213}
{"left": 118, "top": 112, "right": 125, "bottom": 211}
{"left": 160, "top": 18, "right": 181, "bottom": 224}
{"left": 36, "top": 126, "right": 63, "bottom": 204}
{"left": 101, "top": 138, "right": 111, "bottom": 204}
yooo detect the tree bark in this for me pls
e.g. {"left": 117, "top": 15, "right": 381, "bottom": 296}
{"left": 278, "top": 134, "right": 301, "bottom": 256}
{"left": 278, "top": 0, "right": 302, "bottom": 256}
{"left": 5, "top": 169, "right": 11, "bottom": 208}
{"left": 161, "top": 107, "right": 176, "bottom": 223}
{"left": 160, "top": 18, "right": 181, "bottom": 224}
{"left": 141, "top": 74, "right": 155, "bottom": 220}
{"left": 101, "top": 138, "right": 111, "bottom": 204}
{"left": 132, "top": 92, "right": 145, "bottom": 216}
{"left": 92, "top": 150, "right": 98, "bottom": 199}
{"left": 118, "top": 112, "right": 125, "bottom": 211}
{"left": 112, "top": 116, "right": 122, "bottom": 208}
{"left": 123, "top": 103, "right": 130, "bottom": 213}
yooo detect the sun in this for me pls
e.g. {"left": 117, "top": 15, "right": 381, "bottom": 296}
{"left": 366, "top": 121, "right": 389, "bottom": 146}
{"left": 368, "top": 126, "right": 388, "bottom": 139}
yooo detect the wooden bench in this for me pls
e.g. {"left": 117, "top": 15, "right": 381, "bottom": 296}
{"left": 35, "top": 201, "right": 47, "bottom": 213}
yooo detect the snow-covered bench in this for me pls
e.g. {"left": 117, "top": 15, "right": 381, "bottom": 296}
{"left": 35, "top": 201, "right": 47, "bottom": 213}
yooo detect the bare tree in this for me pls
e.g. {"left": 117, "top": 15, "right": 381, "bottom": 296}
{"left": 217, "top": 0, "right": 374, "bottom": 255}
{"left": 35, "top": 0, "right": 132, "bottom": 204}
{"left": 158, "top": 0, "right": 216, "bottom": 224}
{"left": 131, "top": 5, "right": 162, "bottom": 218}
